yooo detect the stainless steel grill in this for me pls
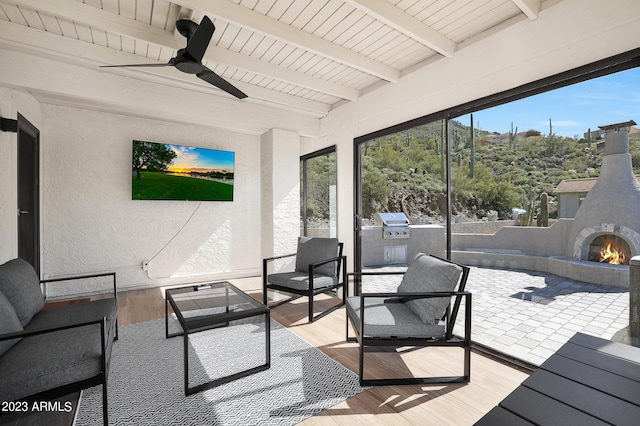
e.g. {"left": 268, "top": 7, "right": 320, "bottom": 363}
{"left": 374, "top": 212, "right": 410, "bottom": 239}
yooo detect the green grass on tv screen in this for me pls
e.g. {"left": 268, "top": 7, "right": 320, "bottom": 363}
{"left": 132, "top": 171, "right": 233, "bottom": 201}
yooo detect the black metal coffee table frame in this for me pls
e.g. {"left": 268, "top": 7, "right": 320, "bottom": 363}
{"left": 165, "top": 281, "right": 271, "bottom": 396}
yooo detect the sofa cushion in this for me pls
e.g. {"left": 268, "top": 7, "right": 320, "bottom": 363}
{"left": 0, "top": 298, "right": 118, "bottom": 402}
{"left": 0, "top": 258, "right": 45, "bottom": 326}
{"left": 397, "top": 254, "right": 462, "bottom": 324}
{"left": 0, "top": 289, "right": 23, "bottom": 356}
{"left": 0, "top": 322, "right": 104, "bottom": 402}
{"left": 295, "top": 237, "right": 339, "bottom": 277}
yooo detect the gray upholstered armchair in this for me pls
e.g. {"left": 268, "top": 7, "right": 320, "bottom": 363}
{"left": 346, "top": 253, "right": 471, "bottom": 386}
{"left": 263, "top": 237, "right": 346, "bottom": 322}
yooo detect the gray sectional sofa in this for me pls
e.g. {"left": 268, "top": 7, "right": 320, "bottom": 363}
{"left": 0, "top": 258, "right": 117, "bottom": 425}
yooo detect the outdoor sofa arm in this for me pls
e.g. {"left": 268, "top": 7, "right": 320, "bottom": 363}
{"left": 0, "top": 316, "right": 109, "bottom": 346}
{"left": 40, "top": 271, "right": 117, "bottom": 300}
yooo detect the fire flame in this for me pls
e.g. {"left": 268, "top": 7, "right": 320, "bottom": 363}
{"left": 599, "top": 242, "right": 627, "bottom": 265}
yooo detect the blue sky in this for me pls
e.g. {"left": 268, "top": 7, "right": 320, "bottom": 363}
{"left": 457, "top": 67, "right": 640, "bottom": 138}
{"left": 167, "top": 144, "right": 235, "bottom": 172}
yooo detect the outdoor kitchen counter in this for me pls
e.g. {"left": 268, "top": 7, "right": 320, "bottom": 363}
{"left": 475, "top": 332, "right": 640, "bottom": 425}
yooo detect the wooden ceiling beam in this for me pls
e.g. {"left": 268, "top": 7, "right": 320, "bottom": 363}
{"left": 344, "top": 0, "right": 456, "bottom": 58}
{"left": 511, "top": 0, "right": 541, "bottom": 20}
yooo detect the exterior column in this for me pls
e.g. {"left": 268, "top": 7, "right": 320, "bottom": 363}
{"left": 630, "top": 255, "right": 640, "bottom": 346}
{"left": 261, "top": 129, "right": 300, "bottom": 259}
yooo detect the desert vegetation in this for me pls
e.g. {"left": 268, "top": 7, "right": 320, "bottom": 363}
{"left": 356, "top": 119, "right": 640, "bottom": 225}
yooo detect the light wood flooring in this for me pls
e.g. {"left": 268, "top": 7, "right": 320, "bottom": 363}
{"left": 4, "top": 277, "right": 530, "bottom": 425}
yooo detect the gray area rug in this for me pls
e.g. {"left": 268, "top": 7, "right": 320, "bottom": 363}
{"left": 75, "top": 317, "right": 365, "bottom": 425}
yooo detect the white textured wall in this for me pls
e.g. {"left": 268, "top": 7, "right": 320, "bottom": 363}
{"left": 0, "top": 87, "right": 42, "bottom": 264}
{"left": 40, "top": 104, "right": 261, "bottom": 293}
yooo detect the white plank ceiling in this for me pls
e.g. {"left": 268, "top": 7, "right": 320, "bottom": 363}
{"left": 0, "top": 0, "right": 554, "bottom": 117}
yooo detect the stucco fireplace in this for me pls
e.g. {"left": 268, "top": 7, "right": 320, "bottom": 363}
{"left": 568, "top": 120, "right": 640, "bottom": 264}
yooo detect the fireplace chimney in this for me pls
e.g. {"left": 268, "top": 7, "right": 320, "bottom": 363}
{"left": 567, "top": 120, "right": 640, "bottom": 270}
{"left": 600, "top": 121, "right": 633, "bottom": 155}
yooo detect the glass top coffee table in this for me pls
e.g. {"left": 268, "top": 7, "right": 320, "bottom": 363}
{"left": 165, "top": 281, "right": 270, "bottom": 396}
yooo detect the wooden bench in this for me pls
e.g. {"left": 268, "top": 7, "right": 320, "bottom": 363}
{"left": 475, "top": 332, "right": 640, "bottom": 425}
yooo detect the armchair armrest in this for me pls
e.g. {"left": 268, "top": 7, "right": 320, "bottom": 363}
{"left": 309, "top": 255, "right": 347, "bottom": 287}
{"left": 347, "top": 271, "right": 406, "bottom": 277}
{"left": 309, "top": 255, "right": 343, "bottom": 270}
{"left": 380, "top": 290, "right": 470, "bottom": 301}
{"left": 263, "top": 253, "right": 297, "bottom": 284}
{"left": 263, "top": 252, "right": 297, "bottom": 263}
{"left": 40, "top": 271, "right": 117, "bottom": 300}
{"left": 346, "top": 271, "right": 406, "bottom": 296}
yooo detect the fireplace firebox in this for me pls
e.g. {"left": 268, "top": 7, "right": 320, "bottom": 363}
{"left": 587, "top": 235, "right": 631, "bottom": 265}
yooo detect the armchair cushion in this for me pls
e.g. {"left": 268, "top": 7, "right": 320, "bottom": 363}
{"left": 295, "top": 237, "right": 339, "bottom": 277}
{"left": 346, "top": 296, "right": 446, "bottom": 338}
{"left": 0, "top": 290, "right": 23, "bottom": 356}
{"left": 397, "top": 254, "right": 462, "bottom": 324}
{"left": 267, "top": 272, "right": 338, "bottom": 291}
{"left": 0, "top": 258, "right": 45, "bottom": 326}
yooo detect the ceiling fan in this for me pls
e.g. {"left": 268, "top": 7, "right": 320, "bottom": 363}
{"left": 101, "top": 16, "right": 247, "bottom": 99}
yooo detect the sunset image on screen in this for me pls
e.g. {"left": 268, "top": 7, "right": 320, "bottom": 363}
{"left": 132, "top": 140, "right": 234, "bottom": 201}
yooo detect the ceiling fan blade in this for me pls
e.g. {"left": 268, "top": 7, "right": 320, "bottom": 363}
{"left": 100, "top": 62, "right": 173, "bottom": 68}
{"left": 197, "top": 67, "right": 247, "bottom": 99}
{"left": 185, "top": 16, "right": 214, "bottom": 63}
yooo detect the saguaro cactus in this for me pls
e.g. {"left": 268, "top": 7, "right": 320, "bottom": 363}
{"left": 509, "top": 122, "right": 518, "bottom": 149}
{"left": 539, "top": 192, "right": 549, "bottom": 227}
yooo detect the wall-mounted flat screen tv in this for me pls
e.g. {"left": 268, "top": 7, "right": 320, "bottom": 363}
{"left": 132, "top": 140, "right": 234, "bottom": 201}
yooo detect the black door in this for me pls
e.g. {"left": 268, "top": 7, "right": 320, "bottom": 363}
{"left": 17, "top": 113, "right": 40, "bottom": 276}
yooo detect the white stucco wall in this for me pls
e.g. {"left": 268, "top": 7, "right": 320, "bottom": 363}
{"left": 0, "top": 87, "right": 42, "bottom": 264}
{"left": 39, "top": 104, "right": 262, "bottom": 293}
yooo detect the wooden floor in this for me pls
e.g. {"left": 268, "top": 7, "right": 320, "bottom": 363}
{"left": 4, "top": 277, "right": 530, "bottom": 425}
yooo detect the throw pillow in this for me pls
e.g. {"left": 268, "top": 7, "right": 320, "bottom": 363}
{"left": 295, "top": 237, "right": 339, "bottom": 276}
{"left": 0, "top": 258, "right": 45, "bottom": 326}
{"left": 397, "top": 254, "right": 462, "bottom": 324}
{"left": 0, "top": 289, "right": 24, "bottom": 356}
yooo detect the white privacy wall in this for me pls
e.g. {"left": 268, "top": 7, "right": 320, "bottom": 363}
{"left": 40, "top": 104, "right": 262, "bottom": 292}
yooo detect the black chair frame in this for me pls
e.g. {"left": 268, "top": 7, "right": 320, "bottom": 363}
{"left": 346, "top": 257, "right": 471, "bottom": 386}
{"left": 263, "top": 243, "right": 347, "bottom": 322}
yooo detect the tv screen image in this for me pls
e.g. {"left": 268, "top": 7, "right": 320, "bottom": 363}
{"left": 132, "top": 140, "right": 234, "bottom": 201}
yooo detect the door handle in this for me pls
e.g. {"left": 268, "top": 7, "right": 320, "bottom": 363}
{"left": 17, "top": 209, "right": 29, "bottom": 216}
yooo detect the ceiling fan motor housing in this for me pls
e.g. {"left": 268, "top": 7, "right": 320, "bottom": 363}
{"left": 174, "top": 51, "right": 203, "bottom": 74}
